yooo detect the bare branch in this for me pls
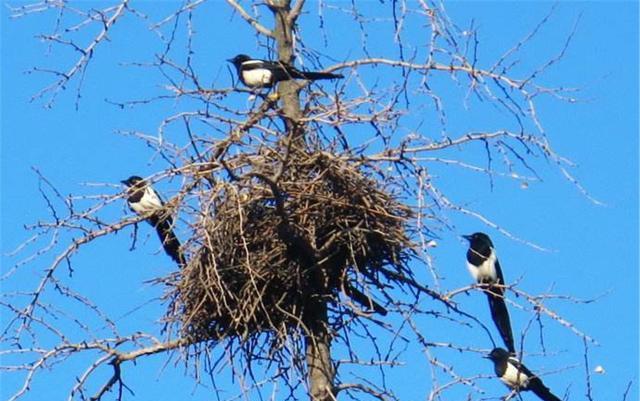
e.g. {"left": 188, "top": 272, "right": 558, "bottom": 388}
{"left": 226, "top": 0, "right": 275, "bottom": 38}
{"left": 2, "top": 2, "right": 600, "bottom": 401}
{"left": 29, "top": 1, "right": 130, "bottom": 106}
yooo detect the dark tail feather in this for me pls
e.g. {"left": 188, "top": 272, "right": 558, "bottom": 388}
{"left": 154, "top": 217, "right": 186, "bottom": 267}
{"left": 345, "top": 285, "right": 388, "bottom": 315}
{"left": 485, "top": 287, "right": 515, "bottom": 353}
{"left": 281, "top": 64, "right": 343, "bottom": 81}
{"left": 299, "top": 70, "right": 343, "bottom": 80}
{"left": 529, "top": 377, "right": 562, "bottom": 401}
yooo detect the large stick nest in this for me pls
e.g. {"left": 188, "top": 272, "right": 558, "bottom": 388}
{"left": 166, "top": 150, "right": 415, "bottom": 342}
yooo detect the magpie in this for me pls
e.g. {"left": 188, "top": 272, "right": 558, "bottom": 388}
{"left": 121, "top": 176, "right": 185, "bottom": 266}
{"left": 227, "top": 54, "right": 343, "bottom": 89}
{"left": 485, "top": 348, "right": 562, "bottom": 401}
{"left": 463, "top": 232, "right": 515, "bottom": 354}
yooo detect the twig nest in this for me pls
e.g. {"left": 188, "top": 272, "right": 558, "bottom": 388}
{"left": 169, "top": 150, "right": 414, "bottom": 342}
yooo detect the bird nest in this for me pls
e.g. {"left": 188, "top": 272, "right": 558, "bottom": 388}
{"left": 165, "top": 151, "right": 414, "bottom": 343}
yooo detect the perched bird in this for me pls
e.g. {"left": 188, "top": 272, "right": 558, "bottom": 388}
{"left": 463, "top": 232, "right": 515, "bottom": 354}
{"left": 227, "top": 54, "right": 343, "bottom": 89}
{"left": 485, "top": 348, "right": 562, "bottom": 401}
{"left": 121, "top": 176, "right": 185, "bottom": 266}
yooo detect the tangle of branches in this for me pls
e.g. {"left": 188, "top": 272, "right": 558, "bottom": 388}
{"left": 1, "top": 2, "right": 605, "bottom": 401}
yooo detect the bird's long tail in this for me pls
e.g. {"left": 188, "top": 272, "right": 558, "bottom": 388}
{"left": 298, "top": 71, "right": 344, "bottom": 81}
{"left": 283, "top": 64, "right": 343, "bottom": 81}
{"left": 529, "top": 377, "right": 562, "bottom": 401}
{"left": 485, "top": 286, "right": 516, "bottom": 354}
{"left": 344, "top": 284, "right": 388, "bottom": 315}
{"left": 153, "top": 216, "right": 186, "bottom": 267}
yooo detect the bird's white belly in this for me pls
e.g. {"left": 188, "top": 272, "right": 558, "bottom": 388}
{"left": 467, "top": 251, "right": 497, "bottom": 283}
{"left": 500, "top": 361, "right": 530, "bottom": 388}
{"left": 242, "top": 69, "right": 273, "bottom": 87}
{"left": 131, "top": 187, "right": 163, "bottom": 214}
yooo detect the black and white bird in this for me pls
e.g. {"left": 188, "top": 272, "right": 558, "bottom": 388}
{"left": 485, "top": 348, "right": 562, "bottom": 401}
{"left": 121, "top": 176, "right": 185, "bottom": 266}
{"left": 463, "top": 232, "right": 515, "bottom": 354}
{"left": 227, "top": 54, "right": 343, "bottom": 89}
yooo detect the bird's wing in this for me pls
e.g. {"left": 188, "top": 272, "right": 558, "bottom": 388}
{"left": 273, "top": 62, "right": 306, "bottom": 81}
{"left": 239, "top": 59, "right": 269, "bottom": 70}
{"left": 528, "top": 376, "right": 561, "bottom": 401}
{"left": 129, "top": 186, "right": 164, "bottom": 217}
{"left": 140, "top": 186, "right": 184, "bottom": 266}
{"left": 507, "top": 357, "right": 537, "bottom": 379}
{"left": 487, "top": 291, "right": 516, "bottom": 354}
{"left": 249, "top": 59, "right": 343, "bottom": 82}
{"left": 241, "top": 59, "right": 291, "bottom": 77}
{"left": 241, "top": 59, "right": 291, "bottom": 87}
{"left": 262, "top": 60, "right": 322, "bottom": 81}
{"left": 143, "top": 186, "right": 164, "bottom": 209}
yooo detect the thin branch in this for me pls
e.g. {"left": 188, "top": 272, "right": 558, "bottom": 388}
{"left": 226, "top": 0, "right": 275, "bottom": 38}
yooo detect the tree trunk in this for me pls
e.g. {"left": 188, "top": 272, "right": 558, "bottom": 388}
{"left": 271, "top": 0, "right": 305, "bottom": 142}
{"left": 305, "top": 301, "right": 335, "bottom": 401}
{"left": 270, "top": 2, "right": 335, "bottom": 400}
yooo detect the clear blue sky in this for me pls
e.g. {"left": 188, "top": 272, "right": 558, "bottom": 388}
{"left": 1, "top": 2, "right": 638, "bottom": 401}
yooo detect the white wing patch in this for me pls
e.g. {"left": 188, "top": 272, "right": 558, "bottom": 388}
{"left": 242, "top": 69, "right": 273, "bottom": 87}
{"left": 467, "top": 249, "right": 498, "bottom": 283}
{"left": 130, "top": 187, "right": 163, "bottom": 215}
{"left": 500, "top": 360, "right": 530, "bottom": 389}
{"left": 241, "top": 60, "right": 264, "bottom": 66}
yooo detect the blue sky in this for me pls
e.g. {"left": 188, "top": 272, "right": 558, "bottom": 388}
{"left": 1, "top": 2, "right": 638, "bottom": 401}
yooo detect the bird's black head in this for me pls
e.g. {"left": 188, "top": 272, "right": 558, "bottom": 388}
{"left": 227, "top": 54, "right": 251, "bottom": 68}
{"left": 462, "top": 232, "right": 493, "bottom": 248}
{"left": 121, "top": 175, "right": 144, "bottom": 187}
{"left": 485, "top": 347, "right": 510, "bottom": 362}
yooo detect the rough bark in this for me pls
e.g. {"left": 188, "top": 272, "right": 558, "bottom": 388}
{"left": 305, "top": 302, "right": 336, "bottom": 401}
{"left": 270, "top": 1, "right": 336, "bottom": 400}
{"left": 270, "top": 0, "right": 305, "bottom": 142}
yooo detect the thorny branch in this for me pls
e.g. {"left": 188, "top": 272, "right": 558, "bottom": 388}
{"left": 10, "top": 0, "right": 131, "bottom": 108}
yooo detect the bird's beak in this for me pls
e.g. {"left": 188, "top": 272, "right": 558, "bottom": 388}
{"left": 481, "top": 355, "right": 491, "bottom": 359}
{"left": 226, "top": 58, "right": 234, "bottom": 63}
{"left": 120, "top": 180, "right": 129, "bottom": 186}
{"left": 462, "top": 234, "right": 472, "bottom": 241}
